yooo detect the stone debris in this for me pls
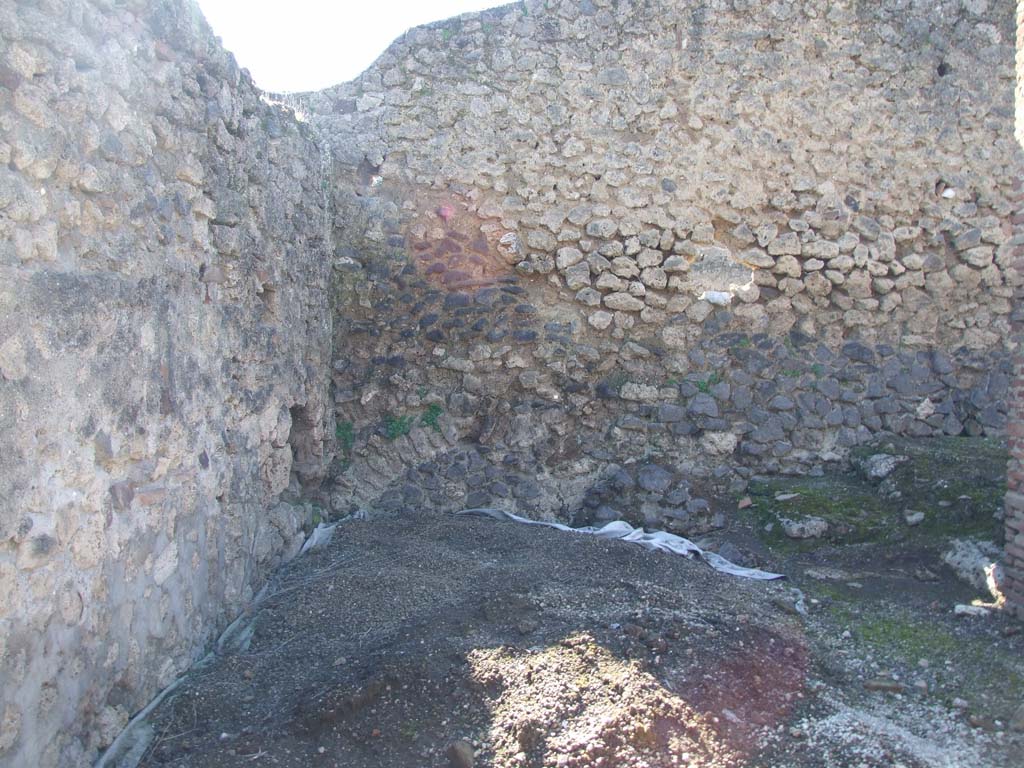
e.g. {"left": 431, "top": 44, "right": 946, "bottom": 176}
{"left": 953, "top": 604, "right": 991, "bottom": 618}
{"left": 943, "top": 539, "right": 1004, "bottom": 598}
{"left": 859, "top": 454, "right": 909, "bottom": 481}
{"left": 904, "top": 510, "right": 926, "bottom": 526}
{"left": 782, "top": 517, "right": 830, "bottom": 540}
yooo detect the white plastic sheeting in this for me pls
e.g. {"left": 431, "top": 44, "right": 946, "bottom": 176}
{"left": 300, "top": 520, "right": 339, "bottom": 554}
{"left": 299, "top": 509, "right": 370, "bottom": 555}
{"left": 456, "top": 508, "right": 785, "bottom": 581}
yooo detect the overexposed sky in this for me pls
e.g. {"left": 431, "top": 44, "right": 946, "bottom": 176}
{"left": 195, "top": 0, "right": 509, "bottom": 92}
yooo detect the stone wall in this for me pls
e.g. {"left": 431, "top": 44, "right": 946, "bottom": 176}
{"left": 292, "top": 0, "right": 1022, "bottom": 530}
{"left": 1003, "top": 0, "right": 1024, "bottom": 619}
{"left": 0, "top": 1, "right": 332, "bottom": 765}
{"left": 1007, "top": 341, "right": 1024, "bottom": 616}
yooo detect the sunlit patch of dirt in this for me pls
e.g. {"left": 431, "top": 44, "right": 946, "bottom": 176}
{"left": 469, "top": 633, "right": 740, "bottom": 768}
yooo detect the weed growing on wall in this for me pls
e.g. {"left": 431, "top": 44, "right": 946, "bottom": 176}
{"left": 336, "top": 420, "right": 354, "bottom": 453}
{"left": 696, "top": 372, "right": 722, "bottom": 393}
{"left": 335, "top": 420, "right": 355, "bottom": 472}
{"left": 421, "top": 403, "right": 443, "bottom": 432}
{"left": 383, "top": 413, "right": 415, "bottom": 440}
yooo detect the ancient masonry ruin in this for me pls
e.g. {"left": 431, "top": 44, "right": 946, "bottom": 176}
{"left": 1, "top": 0, "right": 1022, "bottom": 764}
{"left": 1003, "top": 0, "right": 1024, "bottom": 620}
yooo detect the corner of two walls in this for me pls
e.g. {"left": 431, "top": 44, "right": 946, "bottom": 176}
{"left": 2, "top": 0, "right": 1023, "bottom": 765}
{"left": 302, "top": 0, "right": 1022, "bottom": 536}
{"left": 1, "top": 0, "right": 332, "bottom": 764}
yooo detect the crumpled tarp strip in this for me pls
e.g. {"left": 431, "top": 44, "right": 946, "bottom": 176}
{"left": 456, "top": 508, "right": 785, "bottom": 581}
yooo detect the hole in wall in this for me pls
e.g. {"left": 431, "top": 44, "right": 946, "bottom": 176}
{"left": 937, "top": 61, "right": 951, "bottom": 77}
{"left": 286, "top": 404, "right": 318, "bottom": 496}
{"left": 258, "top": 282, "right": 277, "bottom": 317}
{"left": 356, "top": 156, "right": 382, "bottom": 187}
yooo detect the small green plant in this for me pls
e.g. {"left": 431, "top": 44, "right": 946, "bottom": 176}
{"left": 421, "top": 403, "right": 443, "bottom": 432}
{"left": 335, "top": 420, "right": 354, "bottom": 454}
{"left": 811, "top": 363, "right": 825, "bottom": 378}
{"left": 734, "top": 336, "right": 752, "bottom": 349}
{"left": 441, "top": 28, "right": 454, "bottom": 41}
{"left": 780, "top": 368, "right": 802, "bottom": 378}
{"left": 696, "top": 372, "right": 723, "bottom": 393}
{"left": 383, "top": 413, "right": 414, "bottom": 440}
{"left": 417, "top": 386, "right": 428, "bottom": 398}
{"left": 665, "top": 377, "right": 679, "bottom": 387}
{"left": 335, "top": 421, "right": 355, "bottom": 473}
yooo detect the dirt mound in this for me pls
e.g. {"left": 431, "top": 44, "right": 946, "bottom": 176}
{"left": 130, "top": 512, "right": 800, "bottom": 767}
{"left": 123, "top": 449, "right": 1023, "bottom": 768}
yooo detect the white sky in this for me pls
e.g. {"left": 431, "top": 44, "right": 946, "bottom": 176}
{"left": 195, "top": 0, "right": 509, "bottom": 93}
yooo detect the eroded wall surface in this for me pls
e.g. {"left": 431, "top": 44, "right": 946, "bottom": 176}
{"left": 0, "top": 1, "right": 332, "bottom": 764}
{"left": 294, "top": 0, "right": 1022, "bottom": 528}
